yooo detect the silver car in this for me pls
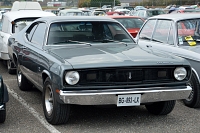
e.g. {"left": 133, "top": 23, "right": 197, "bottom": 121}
{"left": 135, "top": 13, "right": 200, "bottom": 108}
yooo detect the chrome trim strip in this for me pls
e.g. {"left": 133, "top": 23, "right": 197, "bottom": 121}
{"left": 59, "top": 86, "right": 192, "bottom": 105}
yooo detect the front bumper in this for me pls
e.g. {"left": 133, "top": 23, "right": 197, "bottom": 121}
{"left": 0, "top": 104, "right": 5, "bottom": 111}
{"left": 59, "top": 86, "right": 192, "bottom": 105}
{"left": 0, "top": 52, "right": 9, "bottom": 60}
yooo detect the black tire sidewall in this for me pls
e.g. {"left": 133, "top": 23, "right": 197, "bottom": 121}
{"left": 183, "top": 72, "right": 200, "bottom": 108}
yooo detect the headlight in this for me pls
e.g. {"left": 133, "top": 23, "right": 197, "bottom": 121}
{"left": 65, "top": 71, "right": 80, "bottom": 85}
{"left": 174, "top": 67, "right": 187, "bottom": 81}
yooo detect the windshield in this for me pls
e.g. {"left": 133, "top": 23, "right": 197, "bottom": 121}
{"left": 177, "top": 19, "right": 200, "bottom": 46}
{"left": 47, "top": 21, "right": 134, "bottom": 45}
{"left": 65, "top": 12, "right": 83, "bottom": 16}
{"left": 147, "top": 10, "right": 166, "bottom": 17}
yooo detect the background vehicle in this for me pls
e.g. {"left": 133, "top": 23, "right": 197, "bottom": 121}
{"left": 135, "top": 13, "right": 200, "bottom": 108}
{"left": 130, "top": 9, "right": 166, "bottom": 20}
{"left": 8, "top": 16, "right": 192, "bottom": 125}
{"left": 57, "top": 9, "right": 84, "bottom": 16}
{"left": 0, "top": 2, "right": 55, "bottom": 74}
{"left": 108, "top": 15, "right": 144, "bottom": 37}
{"left": 0, "top": 75, "right": 9, "bottom": 123}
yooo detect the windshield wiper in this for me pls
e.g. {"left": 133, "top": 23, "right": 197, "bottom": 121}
{"left": 93, "top": 39, "right": 128, "bottom": 46}
{"left": 53, "top": 40, "right": 92, "bottom": 46}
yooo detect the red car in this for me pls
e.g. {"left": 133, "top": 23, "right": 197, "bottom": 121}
{"left": 108, "top": 16, "right": 144, "bottom": 37}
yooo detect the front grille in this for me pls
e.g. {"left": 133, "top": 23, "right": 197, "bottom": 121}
{"left": 63, "top": 66, "right": 190, "bottom": 87}
{"left": 79, "top": 68, "right": 173, "bottom": 85}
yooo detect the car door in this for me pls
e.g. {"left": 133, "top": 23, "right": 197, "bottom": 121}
{"left": 137, "top": 19, "right": 175, "bottom": 54}
{"left": 0, "top": 18, "right": 3, "bottom": 50}
{"left": 21, "top": 22, "right": 47, "bottom": 89}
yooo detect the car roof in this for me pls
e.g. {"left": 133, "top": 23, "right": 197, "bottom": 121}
{"left": 3, "top": 10, "right": 56, "bottom": 21}
{"left": 107, "top": 15, "right": 142, "bottom": 19}
{"left": 59, "top": 9, "right": 83, "bottom": 13}
{"left": 35, "top": 16, "right": 118, "bottom": 23}
{"left": 149, "top": 13, "right": 200, "bottom": 21}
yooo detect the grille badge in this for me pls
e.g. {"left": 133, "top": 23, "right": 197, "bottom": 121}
{"left": 129, "top": 72, "right": 132, "bottom": 79}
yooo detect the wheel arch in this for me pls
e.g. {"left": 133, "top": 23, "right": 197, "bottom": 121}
{"left": 42, "top": 70, "right": 51, "bottom": 86}
{"left": 192, "top": 68, "right": 200, "bottom": 84}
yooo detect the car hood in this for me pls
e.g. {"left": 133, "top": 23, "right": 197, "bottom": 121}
{"left": 180, "top": 45, "right": 200, "bottom": 53}
{"left": 48, "top": 45, "right": 188, "bottom": 69}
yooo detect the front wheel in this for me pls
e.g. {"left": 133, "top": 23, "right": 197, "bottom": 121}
{"left": 16, "top": 61, "right": 32, "bottom": 91}
{"left": 145, "top": 100, "right": 176, "bottom": 115}
{"left": 183, "top": 72, "right": 200, "bottom": 108}
{"left": 43, "top": 77, "right": 70, "bottom": 125}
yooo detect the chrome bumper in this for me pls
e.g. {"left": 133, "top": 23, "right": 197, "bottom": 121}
{"left": 0, "top": 104, "right": 5, "bottom": 110}
{"left": 59, "top": 86, "right": 192, "bottom": 105}
{"left": 0, "top": 52, "right": 9, "bottom": 60}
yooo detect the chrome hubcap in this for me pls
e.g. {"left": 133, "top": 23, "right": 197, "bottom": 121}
{"left": 7, "top": 60, "right": 11, "bottom": 69}
{"left": 45, "top": 85, "right": 53, "bottom": 116}
{"left": 186, "top": 82, "right": 194, "bottom": 101}
{"left": 17, "top": 69, "right": 22, "bottom": 85}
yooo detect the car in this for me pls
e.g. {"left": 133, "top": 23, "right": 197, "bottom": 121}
{"left": 44, "top": 9, "right": 59, "bottom": 16}
{"left": 91, "top": 10, "right": 107, "bottom": 16}
{"left": 0, "top": 3, "right": 55, "bottom": 74}
{"left": 130, "top": 9, "right": 166, "bottom": 20}
{"left": 7, "top": 16, "right": 192, "bottom": 125}
{"left": 80, "top": 9, "right": 92, "bottom": 16}
{"left": 108, "top": 15, "right": 144, "bottom": 37}
{"left": 0, "top": 11, "right": 5, "bottom": 19}
{"left": 134, "top": 6, "right": 146, "bottom": 11}
{"left": 115, "top": 9, "right": 130, "bottom": 15}
{"left": 106, "top": 11, "right": 125, "bottom": 16}
{"left": 0, "top": 8, "right": 11, "bottom": 12}
{"left": 170, "top": 9, "right": 200, "bottom": 13}
{"left": 0, "top": 75, "right": 9, "bottom": 123}
{"left": 123, "top": 6, "right": 134, "bottom": 11}
{"left": 135, "top": 13, "right": 200, "bottom": 108}
{"left": 57, "top": 9, "right": 84, "bottom": 16}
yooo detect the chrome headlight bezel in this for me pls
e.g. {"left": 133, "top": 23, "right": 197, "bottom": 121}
{"left": 174, "top": 67, "right": 187, "bottom": 81}
{"left": 65, "top": 71, "right": 80, "bottom": 85}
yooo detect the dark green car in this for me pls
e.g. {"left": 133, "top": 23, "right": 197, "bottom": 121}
{"left": 0, "top": 75, "right": 9, "bottom": 123}
{"left": 8, "top": 16, "right": 192, "bottom": 125}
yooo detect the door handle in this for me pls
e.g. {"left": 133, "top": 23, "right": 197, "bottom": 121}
{"left": 146, "top": 45, "right": 152, "bottom": 48}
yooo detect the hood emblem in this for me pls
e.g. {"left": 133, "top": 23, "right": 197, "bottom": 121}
{"left": 157, "top": 62, "right": 173, "bottom": 64}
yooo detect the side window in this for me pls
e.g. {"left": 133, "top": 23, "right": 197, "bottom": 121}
{"left": 0, "top": 19, "right": 2, "bottom": 31}
{"left": 26, "top": 23, "right": 38, "bottom": 41}
{"left": 138, "top": 11, "right": 144, "bottom": 17}
{"left": 1, "top": 17, "right": 9, "bottom": 33}
{"left": 31, "top": 22, "right": 46, "bottom": 45}
{"left": 152, "top": 20, "right": 172, "bottom": 44}
{"left": 178, "top": 19, "right": 197, "bottom": 46}
{"left": 139, "top": 19, "right": 156, "bottom": 40}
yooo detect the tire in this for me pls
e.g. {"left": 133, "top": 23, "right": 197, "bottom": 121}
{"left": 7, "top": 60, "right": 16, "bottom": 74}
{"left": 0, "top": 104, "right": 6, "bottom": 123}
{"left": 145, "top": 100, "right": 176, "bottom": 115}
{"left": 43, "top": 77, "right": 70, "bottom": 125}
{"left": 16, "top": 61, "right": 32, "bottom": 91}
{"left": 183, "top": 72, "right": 200, "bottom": 108}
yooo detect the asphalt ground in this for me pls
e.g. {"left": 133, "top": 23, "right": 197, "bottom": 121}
{"left": 0, "top": 60, "right": 200, "bottom": 133}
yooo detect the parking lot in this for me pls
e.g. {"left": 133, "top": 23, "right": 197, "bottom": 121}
{"left": 0, "top": 60, "right": 200, "bottom": 133}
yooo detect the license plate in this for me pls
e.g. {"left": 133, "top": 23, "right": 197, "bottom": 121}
{"left": 117, "top": 94, "right": 141, "bottom": 106}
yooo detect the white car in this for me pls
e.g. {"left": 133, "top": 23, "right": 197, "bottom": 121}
{"left": 115, "top": 9, "right": 130, "bottom": 15}
{"left": 0, "top": 7, "right": 55, "bottom": 74}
